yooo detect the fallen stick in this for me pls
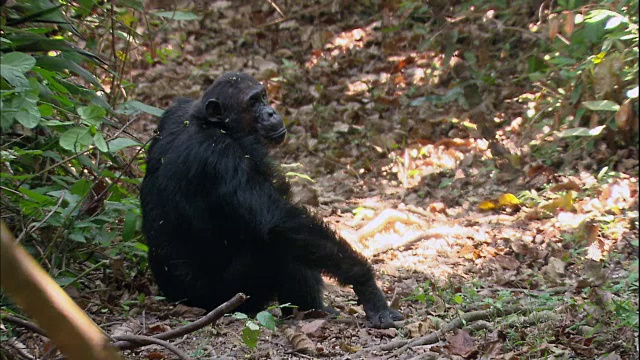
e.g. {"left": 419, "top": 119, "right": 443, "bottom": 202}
{"left": 359, "top": 305, "right": 550, "bottom": 356}
{"left": 112, "top": 335, "right": 189, "bottom": 360}
{"left": 113, "top": 293, "right": 247, "bottom": 350}
{"left": 3, "top": 289, "right": 246, "bottom": 357}
{"left": 1, "top": 313, "right": 47, "bottom": 337}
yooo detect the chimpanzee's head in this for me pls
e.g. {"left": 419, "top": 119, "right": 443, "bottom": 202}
{"left": 201, "top": 72, "right": 286, "bottom": 144}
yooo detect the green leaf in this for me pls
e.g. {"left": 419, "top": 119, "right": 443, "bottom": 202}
{"left": 232, "top": 312, "right": 249, "bottom": 320}
{"left": 118, "top": 0, "right": 144, "bottom": 11}
{"left": 527, "top": 55, "right": 548, "bottom": 74}
{"left": 582, "top": 100, "right": 620, "bottom": 111}
{"left": 557, "top": 125, "right": 606, "bottom": 138}
{"left": 35, "top": 55, "right": 102, "bottom": 87}
{"left": 107, "top": 138, "right": 140, "bottom": 152}
{"left": 45, "top": 120, "right": 75, "bottom": 126}
{"left": 122, "top": 210, "right": 138, "bottom": 241}
{"left": 19, "top": 187, "right": 53, "bottom": 204}
{"left": 134, "top": 241, "right": 148, "bottom": 252}
{"left": 241, "top": 325, "right": 259, "bottom": 349}
{"left": 116, "top": 100, "right": 164, "bottom": 117}
{"left": 96, "top": 230, "right": 118, "bottom": 245}
{"left": 256, "top": 311, "right": 276, "bottom": 331}
{"left": 60, "top": 127, "right": 92, "bottom": 152}
{"left": 585, "top": 9, "right": 628, "bottom": 25}
{"left": 285, "top": 172, "right": 315, "bottom": 183}
{"left": 2, "top": 52, "right": 37, "bottom": 72}
{"left": 1, "top": 68, "right": 29, "bottom": 88}
{"left": 453, "top": 294, "right": 464, "bottom": 305}
{"left": 15, "top": 109, "right": 40, "bottom": 128}
{"left": 14, "top": 91, "right": 41, "bottom": 129}
{"left": 463, "top": 51, "right": 477, "bottom": 65}
{"left": 94, "top": 133, "right": 109, "bottom": 152}
{"left": 70, "top": 178, "right": 91, "bottom": 196}
{"left": 0, "top": 52, "right": 37, "bottom": 88}
{"left": 54, "top": 277, "right": 74, "bottom": 286}
{"left": 605, "top": 16, "right": 624, "bottom": 29}
{"left": 152, "top": 11, "right": 199, "bottom": 20}
{"left": 5, "top": 36, "right": 107, "bottom": 66}
{"left": 68, "top": 231, "right": 86, "bottom": 243}
{"left": 77, "top": 105, "right": 106, "bottom": 126}
{"left": 38, "top": 103, "right": 53, "bottom": 117}
{"left": 547, "top": 56, "right": 576, "bottom": 66}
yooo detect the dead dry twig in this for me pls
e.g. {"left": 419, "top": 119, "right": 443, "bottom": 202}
{"left": 112, "top": 293, "right": 247, "bottom": 351}
{"left": 112, "top": 335, "right": 189, "bottom": 360}
{"left": 358, "top": 305, "right": 552, "bottom": 357}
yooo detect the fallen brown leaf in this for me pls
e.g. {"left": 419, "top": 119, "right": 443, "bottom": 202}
{"left": 446, "top": 328, "right": 478, "bottom": 357}
{"left": 284, "top": 327, "right": 316, "bottom": 355}
{"left": 300, "top": 319, "right": 327, "bottom": 337}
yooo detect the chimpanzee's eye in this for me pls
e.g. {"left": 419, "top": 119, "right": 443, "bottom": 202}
{"left": 249, "top": 90, "right": 267, "bottom": 104}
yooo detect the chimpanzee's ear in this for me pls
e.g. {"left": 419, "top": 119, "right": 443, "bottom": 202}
{"left": 205, "top": 99, "right": 224, "bottom": 121}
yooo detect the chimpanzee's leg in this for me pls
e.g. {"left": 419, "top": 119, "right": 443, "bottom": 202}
{"left": 221, "top": 254, "right": 277, "bottom": 314}
{"left": 276, "top": 263, "right": 337, "bottom": 315}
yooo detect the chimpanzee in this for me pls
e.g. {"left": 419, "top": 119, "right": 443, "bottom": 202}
{"left": 140, "top": 72, "right": 402, "bottom": 328}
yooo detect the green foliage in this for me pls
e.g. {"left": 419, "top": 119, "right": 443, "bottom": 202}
{"left": 151, "top": 11, "right": 199, "bottom": 21}
{"left": 231, "top": 310, "right": 278, "bottom": 349}
{"left": 0, "top": 0, "right": 168, "bottom": 287}
{"left": 529, "top": 1, "right": 639, "bottom": 151}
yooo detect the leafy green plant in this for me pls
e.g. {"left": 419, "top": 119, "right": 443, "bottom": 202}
{"left": 0, "top": 0, "right": 172, "bottom": 286}
{"left": 527, "top": 2, "right": 639, "bottom": 152}
{"left": 230, "top": 310, "right": 278, "bottom": 349}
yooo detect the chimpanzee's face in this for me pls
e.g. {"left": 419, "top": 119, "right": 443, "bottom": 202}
{"left": 203, "top": 73, "right": 286, "bottom": 145}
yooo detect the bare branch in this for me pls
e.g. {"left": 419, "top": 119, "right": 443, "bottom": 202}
{"left": 113, "top": 293, "right": 247, "bottom": 350}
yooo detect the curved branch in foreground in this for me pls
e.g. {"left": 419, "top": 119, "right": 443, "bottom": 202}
{"left": 112, "top": 293, "right": 247, "bottom": 351}
{"left": 0, "top": 222, "right": 122, "bottom": 360}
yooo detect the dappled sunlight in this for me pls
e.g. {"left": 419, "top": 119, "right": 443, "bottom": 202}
{"left": 305, "top": 26, "right": 370, "bottom": 68}
{"left": 556, "top": 211, "right": 589, "bottom": 228}
{"left": 342, "top": 52, "right": 441, "bottom": 98}
{"left": 304, "top": 19, "right": 443, "bottom": 101}
{"left": 381, "top": 138, "right": 490, "bottom": 189}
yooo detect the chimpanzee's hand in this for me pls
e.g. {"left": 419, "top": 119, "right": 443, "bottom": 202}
{"left": 363, "top": 303, "right": 403, "bottom": 328}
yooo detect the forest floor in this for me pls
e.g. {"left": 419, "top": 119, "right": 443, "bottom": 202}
{"left": 90, "top": 1, "right": 637, "bottom": 359}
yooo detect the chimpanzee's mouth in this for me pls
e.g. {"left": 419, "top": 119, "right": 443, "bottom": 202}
{"left": 270, "top": 127, "right": 287, "bottom": 138}
{"left": 268, "top": 127, "right": 287, "bottom": 144}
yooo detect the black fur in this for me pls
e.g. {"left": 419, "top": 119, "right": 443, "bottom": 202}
{"left": 140, "top": 72, "right": 402, "bottom": 328}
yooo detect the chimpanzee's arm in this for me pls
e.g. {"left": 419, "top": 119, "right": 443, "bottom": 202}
{"left": 269, "top": 207, "right": 401, "bottom": 328}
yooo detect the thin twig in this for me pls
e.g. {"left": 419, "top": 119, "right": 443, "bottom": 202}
{"left": 16, "top": 191, "right": 65, "bottom": 244}
{"left": 113, "top": 293, "right": 247, "bottom": 350}
{"left": 0, "top": 186, "right": 26, "bottom": 197}
{"left": 359, "top": 305, "right": 550, "bottom": 356}
{"left": 43, "top": 125, "right": 150, "bottom": 259}
{"left": 62, "top": 260, "right": 108, "bottom": 289}
{"left": 265, "top": 0, "right": 285, "bottom": 17}
{"left": 33, "top": 116, "right": 139, "bottom": 179}
{"left": 109, "top": 0, "right": 117, "bottom": 107}
{"left": 92, "top": 135, "right": 152, "bottom": 207}
{"left": 1, "top": 313, "right": 47, "bottom": 337}
{"left": 1, "top": 339, "right": 36, "bottom": 360}
{"left": 3, "top": 294, "right": 246, "bottom": 359}
{"left": 112, "top": 335, "right": 189, "bottom": 360}
{"left": 258, "top": 3, "right": 326, "bottom": 28}
{"left": 0, "top": 134, "right": 26, "bottom": 149}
